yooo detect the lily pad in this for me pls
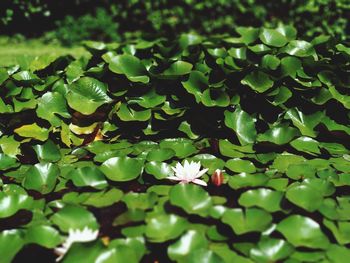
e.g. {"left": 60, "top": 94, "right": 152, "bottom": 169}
{"left": 100, "top": 156, "right": 143, "bottom": 182}
{"left": 109, "top": 54, "right": 149, "bottom": 83}
{"left": 145, "top": 213, "right": 188, "bottom": 243}
{"left": 238, "top": 188, "right": 283, "bottom": 212}
{"left": 168, "top": 230, "right": 209, "bottom": 262}
{"left": 276, "top": 215, "right": 329, "bottom": 249}
{"left": 224, "top": 106, "right": 257, "bottom": 145}
{"left": 67, "top": 77, "right": 112, "bottom": 115}
{"left": 51, "top": 204, "right": 99, "bottom": 232}
{"left": 69, "top": 166, "right": 108, "bottom": 189}
{"left": 222, "top": 208, "right": 272, "bottom": 235}
{"left": 36, "top": 92, "right": 71, "bottom": 126}
{"left": 169, "top": 184, "right": 213, "bottom": 216}
{"left": 14, "top": 123, "right": 49, "bottom": 141}
{"left": 241, "top": 71, "right": 274, "bottom": 93}
{"left": 22, "top": 163, "right": 59, "bottom": 194}
{"left": 0, "top": 230, "right": 25, "bottom": 263}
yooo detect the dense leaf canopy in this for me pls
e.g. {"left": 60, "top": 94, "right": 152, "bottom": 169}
{"left": 1, "top": 25, "right": 350, "bottom": 262}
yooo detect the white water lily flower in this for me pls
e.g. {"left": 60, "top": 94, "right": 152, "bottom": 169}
{"left": 55, "top": 227, "right": 99, "bottom": 261}
{"left": 167, "top": 160, "right": 208, "bottom": 186}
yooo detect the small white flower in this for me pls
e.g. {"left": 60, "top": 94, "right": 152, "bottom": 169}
{"left": 167, "top": 160, "right": 208, "bottom": 186}
{"left": 55, "top": 227, "right": 99, "bottom": 261}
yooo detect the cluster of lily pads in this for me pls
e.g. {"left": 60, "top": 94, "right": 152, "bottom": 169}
{"left": 1, "top": 25, "right": 350, "bottom": 262}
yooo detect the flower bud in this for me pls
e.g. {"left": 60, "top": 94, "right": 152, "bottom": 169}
{"left": 211, "top": 169, "right": 224, "bottom": 186}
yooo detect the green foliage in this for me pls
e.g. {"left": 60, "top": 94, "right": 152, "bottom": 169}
{"left": 51, "top": 8, "right": 119, "bottom": 46}
{"left": 1, "top": 25, "right": 350, "bottom": 261}
{"left": 1, "top": 0, "right": 350, "bottom": 45}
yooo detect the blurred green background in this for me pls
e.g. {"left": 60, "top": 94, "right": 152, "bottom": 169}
{"left": 0, "top": 0, "right": 349, "bottom": 66}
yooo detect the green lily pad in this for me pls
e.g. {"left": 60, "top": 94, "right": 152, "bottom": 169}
{"left": 109, "top": 54, "right": 149, "bottom": 83}
{"left": 14, "top": 123, "right": 49, "bottom": 141}
{"left": 63, "top": 241, "right": 105, "bottom": 263}
{"left": 226, "top": 158, "right": 256, "bottom": 173}
{"left": 25, "top": 225, "right": 62, "bottom": 248}
{"left": 51, "top": 204, "right": 99, "bottom": 232}
{"left": 63, "top": 189, "right": 123, "bottom": 208}
{"left": 0, "top": 136, "right": 21, "bottom": 157}
{"left": 258, "top": 124, "right": 299, "bottom": 145}
{"left": 13, "top": 70, "right": 40, "bottom": 85}
{"left": 260, "top": 28, "right": 288, "bottom": 47}
{"left": 168, "top": 230, "right": 209, "bottom": 262}
{"left": 182, "top": 71, "right": 208, "bottom": 103}
{"left": 241, "top": 71, "right": 274, "bottom": 93}
{"left": 280, "top": 56, "right": 302, "bottom": 77}
{"left": 122, "top": 192, "right": 158, "bottom": 210}
{"left": 145, "top": 161, "right": 173, "bottom": 179}
{"left": 36, "top": 92, "right": 71, "bottom": 126}
{"left": 169, "top": 184, "right": 213, "bottom": 216}
{"left": 0, "top": 230, "right": 25, "bottom": 263}
{"left": 22, "top": 163, "right": 59, "bottom": 194}
{"left": 117, "top": 103, "right": 151, "bottom": 122}
{"left": 228, "top": 173, "right": 268, "bottom": 190}
{"left": 323, "top": 219, "right": 350, "bottom": 245}
{"left": 283, "top": 40, "right": 316, "bottom": 58}
{"left": 0, "top": 153, "right": 18, "bottom": 170}
{"left": 222, "top": 208, "right": 272, "bottom": 235}
{"left": 250, "top": 237, "right": 294, "bottom": 262}
{"left": 326, "top": 244, "right": 350, "bottom": 263}
{"left": 224, "top": 106, "right": 257, "bottom": 145}
{"left": 33, "top": 140, "right": 61, "bottom": 162}
{"left": 191, "top": 154, "right": 225, "bottom": 174}
{"left": 163, "top": 61, "right": 193, "bottom": 76}
{"left": 276, "top": 215, "right": 330, "bottom": 249}
{"left": 159, "top": 138, "right": 198, "bottom": 158}
{"left": 261, "top": 54, "right": 280, "bottom": 70}
{"left": 100, "top": 156, "right": 143, "bottom": 182}
{"left": 69, "top": 166, "right": 107, "bottom": 189}
{"left": 0, "top": 185, "right": 33, "bottom": 218}
{"left": 238, "top": 188, "right": 283, "bottom": 212}
{"left": 146, "top": 148, "right": 176, "bottom": 162}
{"left": 145, "top": 213, "right": 188, "bottom": 243}
{"left": 67, "top": 77, "right": 112, "bottom": 115}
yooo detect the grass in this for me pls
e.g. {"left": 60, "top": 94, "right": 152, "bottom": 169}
{"left": 0, "top": 36, "right": 88, "bottom": 67}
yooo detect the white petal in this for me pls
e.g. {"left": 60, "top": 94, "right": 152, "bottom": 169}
{"left": 192, "top": 179, "right": 208, "bottom": 186}
{"left": 167, "top": 176, "right": 183, "bottom": 181}
{"left": 195, "top": 168, "right": 208, "bottom": 178}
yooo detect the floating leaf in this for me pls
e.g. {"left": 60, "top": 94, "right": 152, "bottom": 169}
{"left": 239, "top": 188, "right": 283, "bottom": 212}
{"left": 51, "top": 205, "right": 99, "bottom": 232}
{"left": 67, "top": 77, "right": 112, "bottom": 115}
{"left": 224, "top": 107, "right": 257, "bottom": 145}
{"left": 250, "top": 237, "right": 294, "bottom": 262}
{"left": 222, "top": 208, "right": 272, "bottom": 235}
{"left": 277, "top": 215, "right": 329, "bottom": 249}
{"left": 168, "top": 230, "right": 209, "bottom": 262}
{"left": 109, "top": 54, "right": 149, "bottom": 83}
{"left": 22, "top": 163, "right": 59, "bottom": 194}
{"left": 0, "top": 230, "right": 25, "bottom": 263}
{"left": 241, "top": 71, "right": 274, "bottom": 93}
{"left": 69, "top": 166, "right": 107, "bottom": 189}
{"left": 283, "top": 40, "right": 316, "bottom": 58}
{"left": 14, "top": 123, "right": 49, "bottom": 141}
{"left": 226, "top": 158, "right": 256, "bottom": 173}
{"left": 145, "top": 213, "right": 188, "bottom": 243}
{"left": 33, "top": 140, "right": 61, "bottom": 162}
{"left": 163, "top": 61, "right": 193, "bottom": 76}
{"left": 169, "top": 184, "right": 213, "bottom": 216}
{"left": 260, "top": 28, "right": 288, "bottom": 47}
{"left": 36, "top": 92, "right": 71, "bottom": 126}
{"left": 100, "top": 156, "right": 143, "bottom": 182}
{"left": 0, "top": 185, "right": 33, "bottom": 218}
{"left": 25, "top": 225, "right": 62, "bottom": 248}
